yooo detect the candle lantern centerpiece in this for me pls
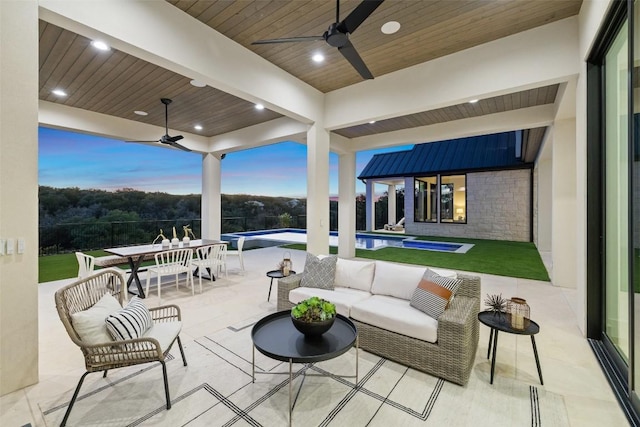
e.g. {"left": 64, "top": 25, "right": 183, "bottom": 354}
{"left": 281, "top": 251, "right": 293, "bottom": 276}
{"left": 507, "top": 297, "right": 530, "bottom": 331}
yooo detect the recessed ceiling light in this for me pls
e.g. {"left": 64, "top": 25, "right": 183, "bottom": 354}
{"left": 255, "top": 103, "right": 265, "bottom": 110}
{"left": 90, "top": 40, "right": 110, "bottom": 51}
{"left": 312, "top": 53, "right": 325, "bottom": 63}
{"left": 194, "top": 125, "right": 203, "bottom": 131}
{"left": 469, "top": 99, "right": 479, "bottom": 104}
{"left": 381, "top": 21, "right": 401, "bottom": 35}
{"left": 190, "top": 79, "right": 206, "bottom": 87}
{"left": 369, "top": 120, "right": 376, "bottom": 124}
{"left": 52, "top": 89, "right": 67, "bottom": 97}
{"left": 134, "top": 110, "right": 148, "bottom": 116}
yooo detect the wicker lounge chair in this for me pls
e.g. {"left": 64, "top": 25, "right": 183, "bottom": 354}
{"left": 54, "top": 269, "right": 187, "bottom": 426}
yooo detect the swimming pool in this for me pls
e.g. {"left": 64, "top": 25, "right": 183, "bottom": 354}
{"left": 223, "top": 229, "right": 473, "bottom": 253}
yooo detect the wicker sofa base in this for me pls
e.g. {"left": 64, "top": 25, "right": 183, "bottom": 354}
{"left": 277, "top": 271, "right": 480, "bottom": 386}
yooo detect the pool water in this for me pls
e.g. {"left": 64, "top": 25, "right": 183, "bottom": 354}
{"left": 223, "top": 229, "right": 473, "bottom": 253}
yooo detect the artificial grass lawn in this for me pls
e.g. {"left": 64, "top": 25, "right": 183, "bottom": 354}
{"left": 283, "top": 235, "right": 550, "bottom": 282}
{"left": 38, "top": 250, "right": 156, "bottom": 283}
{"left": 40, "top": 236, "right": 549, "bottom": 283}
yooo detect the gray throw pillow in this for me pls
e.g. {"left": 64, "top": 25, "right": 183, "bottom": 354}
{"left": 300, "top": 253, "right": 337, "bottom": 290}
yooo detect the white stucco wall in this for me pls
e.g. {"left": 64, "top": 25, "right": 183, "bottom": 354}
{"left": 0, "top": 0, "right": 40, "bottom": 395}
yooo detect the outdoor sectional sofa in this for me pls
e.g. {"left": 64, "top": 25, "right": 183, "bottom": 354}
{"left": 277, "top": 258, "right": 481, "bottom": 386}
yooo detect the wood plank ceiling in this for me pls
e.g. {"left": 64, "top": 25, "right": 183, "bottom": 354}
{"left": 39, "top": 1, "right": 583, "bottom": 146}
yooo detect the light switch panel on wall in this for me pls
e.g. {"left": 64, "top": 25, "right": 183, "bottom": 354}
{"left": 6, "top": 238, "right": 15, "bottom": 255}
{"left": 17, "top": 238, "right": 25, "bottom": 254}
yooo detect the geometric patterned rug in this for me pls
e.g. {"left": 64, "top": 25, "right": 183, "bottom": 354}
{"left": 40, "top": 316, "right": 569, "bottom": 426}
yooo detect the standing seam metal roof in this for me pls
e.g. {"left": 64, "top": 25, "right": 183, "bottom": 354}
{"left": 358, "top": 131, "right": 527, "bottom": 180}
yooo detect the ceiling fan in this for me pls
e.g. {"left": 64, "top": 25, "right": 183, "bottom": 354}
{"left": 126, "top": 98, "right": 190, "bottom": 152}
{"left": 252, "top": 0, "right": 384, "bottom": 80}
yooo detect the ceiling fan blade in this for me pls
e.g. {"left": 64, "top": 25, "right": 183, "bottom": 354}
{"left": 125, "top": 139, "right": 160, "bottom": 143}
{"left": 166, "top": 135, "right": 184, "bottom": 143}
{"left": 338, "top": 0, "right": 384, "bottom": 34}
{"left": 338, "top": 40, "right": 373, "bottom": 79}
{"left": 252, "top": 36, "right": 324, "bottom": 45}
{"left": 166, "top": 139, "right": 191, "bottom": 152}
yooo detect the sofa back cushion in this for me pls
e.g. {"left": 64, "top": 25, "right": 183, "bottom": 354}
{"left": 370, "top": 261, "right": 426, "bottom": 300}
{"left": 335, "top": 259, "right": 376, "bottom": 292}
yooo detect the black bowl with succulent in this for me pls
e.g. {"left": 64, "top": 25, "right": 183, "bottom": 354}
{"left": 291, "top": 296, "right": 337, "bottom": 338}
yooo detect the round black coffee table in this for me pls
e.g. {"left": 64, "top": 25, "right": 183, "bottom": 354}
{"left": 265, "top": 270, "right": 296, "bottom": 301}
{"left": 478, "top": 310, "right": 543, "bottom": 385}
{"left": 251, "top": 311, "right": 358, "bottom": 426}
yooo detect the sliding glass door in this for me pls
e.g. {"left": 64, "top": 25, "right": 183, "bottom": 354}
{"left": 604, "top": 19, "right": 630, "bottom": 362}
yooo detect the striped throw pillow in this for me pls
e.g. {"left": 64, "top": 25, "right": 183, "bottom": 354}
{"left": 105, "top": 297, "right": 153, "bottom": 341}
{"left": 410, "top": 271, "right": 462, "bottom": 319}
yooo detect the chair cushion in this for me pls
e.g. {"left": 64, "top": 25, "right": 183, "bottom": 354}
{"left": 410, "top": 270, "right": 462, "bottom": 319}
{"left": 71, "top": 293, "right": 122, "bottom": 345}
{"left": 370, "top": 261, "right": 426, "bottom": 300}
{"left": 143, "top": 321, "right": 182, "bottom": 351}
{"left": 289, "top": 287, "right": 371, "bottom": 317}
{"left": 334, "top": 259, "right": 376, "bottom": 292}
{"left": 350, "top": 295, "right": 439, "bottom": 343}
{"left": 105, "top": 297, "right": 153, "bottom": 341}
{"left": 300, "top": 253, "right": 337, "bottom": 290}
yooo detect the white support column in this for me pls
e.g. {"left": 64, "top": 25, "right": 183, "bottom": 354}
{"left": 306, "top": 123, "right": 330, "bottom": 255}
{"left": 387, "top": 184, "right": 396, "bottom": 226}
{"left": 0, "top": 0, "right": 39, "bottom": 395}
{"left": 338, "top": 152, "right": 356, "bottom": 258}
{"left": 365, "top": 180, "right": 375, "bottom": 231}
{"left": 551, "top": 119, "right": 577, "bottom": 288}
{"left": 202, "top": 153, "right": 222, "bottom": 240}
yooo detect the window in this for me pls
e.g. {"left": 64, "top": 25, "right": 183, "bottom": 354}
{"left": 441, "top": 175, "right": 466, "bottom": 223}
{"left": 414, "top": 177, "right": 437, "bottom": 222}
{"left": 414, "top": 175, "right": 466, "bottom": 223}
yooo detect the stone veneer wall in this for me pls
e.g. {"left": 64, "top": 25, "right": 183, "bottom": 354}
{"left": 405, "top": 168, "right": 532, "bottom": 242}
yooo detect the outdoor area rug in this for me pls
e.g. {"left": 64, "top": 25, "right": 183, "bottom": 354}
{"left": 40, "top": 316, "right": 569, "bottom": 426}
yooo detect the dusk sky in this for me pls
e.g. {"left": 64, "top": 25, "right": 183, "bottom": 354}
{"left": 39, "top": 127, "right": 411, "bottom": 197}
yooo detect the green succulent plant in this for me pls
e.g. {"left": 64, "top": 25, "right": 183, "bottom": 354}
{"left": 291, "top": 296, "right": 336, "bottom": 322}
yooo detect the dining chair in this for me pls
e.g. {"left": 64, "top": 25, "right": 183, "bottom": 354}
{"left": 226, "top": 236, "right": 245, "bottom": 272}
{"left": 55, "top": 269, "right": 187, "bottom": 426}
{"left": 191, "top": 243, "right": 227, "bottom": 292}
{"left": 75, "top": 252, "right": 95, "bottom": 278}
{"left": 145, "top": 248, "right": 194, "bottom": 301}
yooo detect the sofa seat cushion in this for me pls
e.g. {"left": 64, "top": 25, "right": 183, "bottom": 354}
{"left": 289, "top": 287, "right": 371, "bottom": 317}
{"left": 143, "top": 321, "right": 182, "bottom": 352}
{"left": 350, "top": 295, "right": 438, "bottom": 343}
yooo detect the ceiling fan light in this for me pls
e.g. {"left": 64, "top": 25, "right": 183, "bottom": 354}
{"left": 381, "top": 21, "right": 401, "bottom": 35}
{"left": 190, "top": 79, "right": 206, "bottom": 87}
{"left": 90, "top": 40, "right": 110, "bottom": 51}
{"left": 52, "top": 89, "right": 67, "bottom": 97}
{"left": 312, "top": 53, "right": 325, "bottom": 63}
{"left": 255, "top": 103, "right": 265, "bottom": 110}
{"left": 134, "top": 110, "right": 148, "bottom": 116}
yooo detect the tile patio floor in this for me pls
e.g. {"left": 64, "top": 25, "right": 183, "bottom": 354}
{"left": 0, "top": 246, "right": 629, "bottom": 426}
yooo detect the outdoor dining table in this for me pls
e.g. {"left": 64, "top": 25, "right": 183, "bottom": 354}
{"left": 104, "top": 239, "right": 227, "bottom": 298}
